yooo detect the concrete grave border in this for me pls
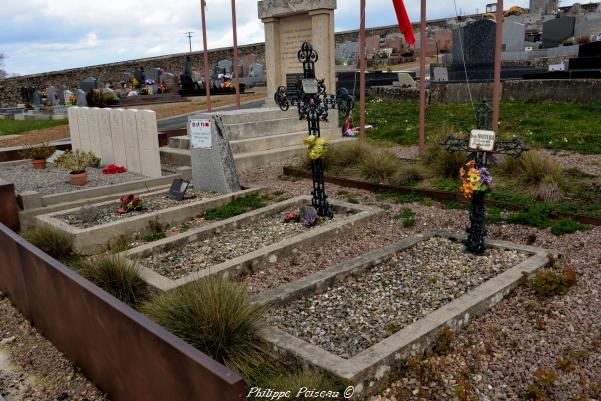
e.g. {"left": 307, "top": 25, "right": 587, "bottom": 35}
{"left": 36, "top": 185, "right": 263, "bottom": 256}
{"left": 253, "top": 230, "right": 557, "bottom": 399}
{"left": 123, "top": 195, "right": 382, "bottom": 292}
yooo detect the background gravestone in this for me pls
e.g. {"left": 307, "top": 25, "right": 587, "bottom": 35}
{"left": 58, "top": 85, "right": 67, "bottom": 105}
{"left": 79, "top": 77, "right": 98, "bottom": 94}
{"left": 147, "top": 68, "right": 161, "bottom": 83}
{"left": 32, "top": 91, "right": 42, "bottom": 106}
{"left": 134, "top": 67, "right": 145, "bottom": 83}
{"left": 76, "top": 89, "right": 88, "bottom": 106}
{"left": 189, "top": 115, "right": 241, "bottom": 194}
{"left": 452, "top": 19, "right": 496, "bottom": 66}
{"left": 432, "top": 66, "right": 449, "bottom": 82}
{"left": 542, "top": 16, "right": 576, "bottom": 48}
{"left": 47, "top": 86, "right": 59, "bottom": 106}
{"left": 503, "top": 19, "right": 526, "bottom": 52}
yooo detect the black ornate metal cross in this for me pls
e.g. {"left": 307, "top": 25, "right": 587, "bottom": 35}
{"left": 274, "top": 42, "right": 354, "bottom": 217}
{"left": 442, "top": 125, "right": 528, "bottom": 255}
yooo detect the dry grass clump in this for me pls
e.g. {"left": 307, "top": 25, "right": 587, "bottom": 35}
{"left": 421, "top": 142, "right": 466, "bottom": 179}
{"left": 323, "top": 140, "right": 371, "bottom": 170}
{"left": 21, "top": 223, "right": 73, "bottom": 263}
{"left": 142, "top": 276, "right": 272, "bottom": 380}
{"left": 496, "top": 151, "right": 565, "bottom": 202}
{"left": 75, "top": 256, "right": 151, "bottom": 308}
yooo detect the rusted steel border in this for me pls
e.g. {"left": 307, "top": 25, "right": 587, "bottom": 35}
{"left": 0, "top": 178, "right": 20, "bottom": 231}
{"left": 0, "top": 223, "right": 245, "bottom": 401}
{"left": 282, "top": 166, "right": 601, "bottom": 226}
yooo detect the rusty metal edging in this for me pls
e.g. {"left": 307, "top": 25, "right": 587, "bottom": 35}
{"left": 282, "top": 166, "right": 601, "bottom": 226}
{"left": 0, "top": 223, "right": 245, "bottom": 401}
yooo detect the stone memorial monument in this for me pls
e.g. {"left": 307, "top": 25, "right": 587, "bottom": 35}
{"left": 47, "top": 86, "right": 59, "bottom": 106}
{"left": 188, "top": 115, "right": 241, "bottom": 194}
{"left": 258, "top": 0, "right": 336, "bottom": 104}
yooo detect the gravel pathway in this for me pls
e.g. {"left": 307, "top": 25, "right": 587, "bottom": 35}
{"left": 57, "top": 189, "right": 217, "bottom": 229}
{"left": 0, "top": 295, "right": 107, "bottom": 400}
{"left": 268, "top": 237, "right": 528, "bottom": 358}
{"left": 0, "top": 161, "right": 148, "bottom": 195}
{"left": 142, "top": 207, "right": 354, "bottom": 280}
{"left": 241, "top": 159, "right": 601, "bottom": 401}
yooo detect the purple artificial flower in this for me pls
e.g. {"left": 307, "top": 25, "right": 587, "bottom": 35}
{"left": 478, "top": 167, "right": 492, "bottom": 185}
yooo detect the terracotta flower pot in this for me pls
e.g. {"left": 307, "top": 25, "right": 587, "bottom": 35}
{"left": 32, "top": 159, "right": 47, "bottom": 170}
{"left": 70, "top": 171, "right": 88, "bottom": 186}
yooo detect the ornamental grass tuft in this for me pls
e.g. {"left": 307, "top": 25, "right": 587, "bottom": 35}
{"left": 142, "top": 276, "right": 272, "bottom": 380}
{"left": 21, "top": 223, "right": 73, "bottom": 263}
{"left": 358, "top": 149, "right": 401, "bottom": 183}
{"left": 253, "top": 369, "right": 342, "bottom": 401}
{"left": 421, "top": 142, "right": 466, "bottom": 180}
{"left": 75, "top": 256, "right": 151, "bottom": 308}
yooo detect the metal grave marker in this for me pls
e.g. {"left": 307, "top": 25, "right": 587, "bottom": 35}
{"left": 469, "top": 130, "right": 496, "bottom": 152}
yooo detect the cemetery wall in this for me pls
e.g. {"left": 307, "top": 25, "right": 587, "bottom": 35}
{"left": 369, "top": 79, "right": 601, "bottom": 103}
{"left": 0, "top": 222, "right": 245, "bottom": 401}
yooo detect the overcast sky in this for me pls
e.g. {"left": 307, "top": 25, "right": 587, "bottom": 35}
{"left": 1, "top": 0, "right": 573, "bottom": 76}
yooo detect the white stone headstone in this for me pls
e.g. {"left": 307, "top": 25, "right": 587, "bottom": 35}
{"left": 135, "top": 110, "right": 162, "bottom": 178}
{"left": 98, "top": 108, "right": 114, "bottom": 165}
{"left": 109, "top": 109, "right": 128, "bottom": 168}
{"left": 86, "top": 108, "right": 103, "bottom": 157}
{"left": 432, "top": 67, "right": 449, "bottom": 82}
{"left": 75, "top": 107, "right": 92, "bottom": 151}
{"left": 123, "top": 109, "right": 141, "bottom": 174}
{"left": 67, "top": 107, "right": 81, "bottom": 150}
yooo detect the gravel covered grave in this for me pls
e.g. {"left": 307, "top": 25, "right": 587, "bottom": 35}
{"left": 268, "top": 237, "right": 529, "bottom": 359}
{"left": 56, "top": 189, "right": 218, "bottom": 228}
{"left": 0, "top": 161, "right": 148, "bottom": 195}
{"left": 142, "top": 208, "right": 355, "bottom": 280}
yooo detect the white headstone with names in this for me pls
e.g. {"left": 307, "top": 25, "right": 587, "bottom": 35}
{"left": 98, "top": 108, "right": 115, "bottom": 165}
{"left": 67, "top": 107, "right": 81, "bottom": 150}
{"left": 135, "top": 110, "right": 162, "bottom": 178}
{"left": 123, "top": 109, "right": 141, "bottom": 174}
{"left": 75, "top": 107, "right": 92, "bottom": 151}
{"left": 86, "top": 108, "right": 103, "bottom": 157}
{"left": 469, "top": 130, "right": 496, "bottom": 152}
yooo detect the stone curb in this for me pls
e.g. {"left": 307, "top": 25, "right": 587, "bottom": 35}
{"left": 124, "top": 195, "right": 382, "bottom": 292}
{"left": 36, "top": 185, "right": 263, "bottom": 255}
{"left": 257, "top": 230, "right": 556, "bottom": 399}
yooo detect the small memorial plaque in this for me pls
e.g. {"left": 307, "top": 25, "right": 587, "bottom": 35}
{"left": 302, "top": 79, "right": 318, "bottom": 94}
{"left": 469, "top": 130, "right": 496, "bottom": 152}
{"left": 168, "top": 179, "right": 190, "bottom": 201}
{"left": 190, "top": 119, "right": 212, "bottom": 149}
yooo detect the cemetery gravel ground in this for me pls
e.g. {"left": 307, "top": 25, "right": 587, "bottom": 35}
{"left": 240, "top": 160, "right": 601, "bottom": 400}
{"left": 0, "top": 296, "right": 107, "bottom": 401}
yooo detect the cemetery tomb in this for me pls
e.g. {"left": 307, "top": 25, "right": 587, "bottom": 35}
{"left": 256, "top": 232, "right": 555, "bottom": 398}
{"left": 122, "top": 195, "right": 381, "bottom": 291}
{"left": 36, "top": 186, "right": 262, "bottom": 255}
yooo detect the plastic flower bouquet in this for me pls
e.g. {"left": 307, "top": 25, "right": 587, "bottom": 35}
{"left": 459, "top": 160, "right": 492, "bottom": 199}
{"left": 303, "top": 135, "right": 328, "bottom": 160}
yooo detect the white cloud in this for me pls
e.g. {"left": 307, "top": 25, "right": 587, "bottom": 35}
{"left": 0, "top": 0, "right": 576, "bottom": 75}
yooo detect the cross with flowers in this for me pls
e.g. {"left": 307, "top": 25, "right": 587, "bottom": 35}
{"left": 274, "top": 42, "right": 354, "bottom": 217}
{"left": 442, "top": 132, "right": 528, "bottom": 254}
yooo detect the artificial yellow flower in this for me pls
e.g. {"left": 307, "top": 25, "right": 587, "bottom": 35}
{"left": 303, "top": 135, "right": 317, "bottom": 146}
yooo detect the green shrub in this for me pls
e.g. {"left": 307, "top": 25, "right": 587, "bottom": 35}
{"left": 21, "top": 223, "right": 73, "bottom": 262}
{"left": 142, "top": 219, "right": 167, "bottom": 242}
{"left": 76, "top": 256, "right": 151, "bottom": 308}
{"left": 403, "top": 217, "right": 416, "bottom": 228}
{"left": 551, "top": 219, "right": 587, "bottom": 236}
{"left": 142, "top": 276, "right": 272, "bottom": 380}
{"left": 530, "top": 269, "right": 575, "bottom": 297}
{"left": 19, "top": 143, "right": 56, "bottom": 160}
{"left": 204, "top": 195, "right": 266, "bottom": 221}
{"left": 507, "top": 204, "right": 554, "bottom": 228}
{"left": 359, "top": 149, "right": 402, "bottom": 183}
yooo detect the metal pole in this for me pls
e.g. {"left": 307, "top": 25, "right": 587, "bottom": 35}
{"left": 492, "top": 0, "right": 503, "bottom": 133}
{"left": 185, "top": 32, "right": 194, "bottom": 53}
{"left": 231, "top": 0, "right": 241, "bottom": 108}
{"left": 200, "top": 0, "right": 212, "bottom": 112}
{"left": 359, "top": 0, "right": 366, "bottom": 144}
{"left": 418, "top": 0, "right": 426, "bottom": 156}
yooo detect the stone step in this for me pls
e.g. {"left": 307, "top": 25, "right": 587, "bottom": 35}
{"left": 204, "top": 107, "right": 298, "bottom": 125}
{"left": 225, "top": 116, "right": 308, "bottom": 140}
{"left": 160, "top": 137, "right": 355, "bottom": 171}
{"left": 229, "top": 129, "right": 340, "bottom": 154}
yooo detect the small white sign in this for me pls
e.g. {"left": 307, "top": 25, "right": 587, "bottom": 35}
{"left": 190, "top": 119, "right": 212, "bottom": 149}
{"left": 469, "top": 129, "right": 496, "bottom": 152}
{"left": 302, "top": 79, "right": 318, "bottom": 94}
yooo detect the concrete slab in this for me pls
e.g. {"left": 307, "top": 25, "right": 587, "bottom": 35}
{"left": 253, "top": 230, "right": 557, "bottom": 399}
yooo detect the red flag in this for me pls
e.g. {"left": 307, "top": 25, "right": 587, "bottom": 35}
{"left": 392, "top": 0, "right": 416, "bottom": 46}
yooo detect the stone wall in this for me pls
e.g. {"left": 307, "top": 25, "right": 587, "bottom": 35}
{"left": 370, "top": 79, "right": 601, "bottom": 103}
{"left": 0, "top": 44, "right": 265, "bottom": 106}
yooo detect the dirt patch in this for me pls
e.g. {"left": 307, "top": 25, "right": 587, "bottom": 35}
{"left": 0, "top": 125, "right": 69, "bottom": 149}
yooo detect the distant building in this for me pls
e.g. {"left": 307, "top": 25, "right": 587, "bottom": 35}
{"left": 529, "top": 0, "right": 559, "bottom": 16}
